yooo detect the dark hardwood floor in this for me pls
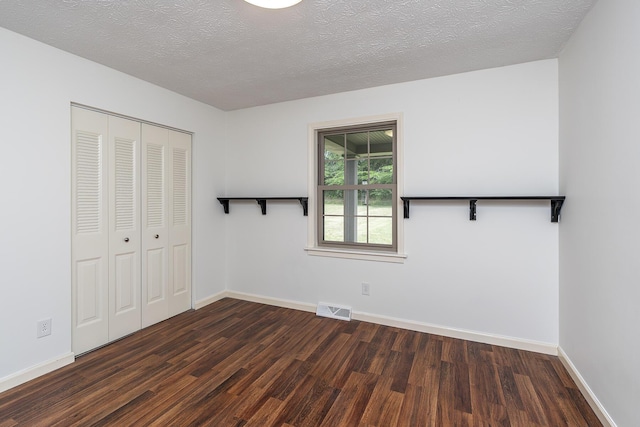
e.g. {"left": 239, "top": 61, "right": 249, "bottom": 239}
{"left": 0, "top": 298, "right": 601, "bottom": 426}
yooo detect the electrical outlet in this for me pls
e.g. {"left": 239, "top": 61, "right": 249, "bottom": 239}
{"left": 361, "top": 282, "right": 370, "bottom": 296}
{"left": 37, "top": 318, "right": 52, "bottom": 338}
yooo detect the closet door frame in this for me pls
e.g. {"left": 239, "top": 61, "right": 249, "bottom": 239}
{"left": 72, "top": 104, "right": 193, "bottom": 353}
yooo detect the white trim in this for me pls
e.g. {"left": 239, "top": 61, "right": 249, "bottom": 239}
{"left": 226, "top": 291, "right": 317, "bottom": 313}
{"left": 225, "top": 291, "right": 557, "bottom": 355}
{"left": 352, "top": 310, "right": 557, "bottom": 355}
{"left": 557, "top": 347, "right": 617, "bottom": 427}
{"left": 304, "top": 247, "right": 407, "bottom": 263}
{"left": 194, "top": 290, "right": 228, "bottom": 310}
{"left": 71, "top": 103, "right": 192, "bottom": 135}
{"left": 0, "top": 352, "right": 75, "bottom": 393}
{"left": 307, "top": 113, "right": 405, "bottom": 260}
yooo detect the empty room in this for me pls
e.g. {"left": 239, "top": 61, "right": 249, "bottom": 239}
{"left": 0, "top": 0, "right": 637, "bottom": 425}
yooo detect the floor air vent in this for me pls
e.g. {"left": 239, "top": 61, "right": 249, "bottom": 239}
{"left": 316, "top": 302, "right": 352, "bottom": 321}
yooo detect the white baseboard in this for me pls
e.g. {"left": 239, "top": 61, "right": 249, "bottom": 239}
{"left": 196, "top": 290, "right": 317, "bottom": 314}
{"left": 194, "top": 290, "right": 228, "bottom": 310}
{"left": 558, "top": 347, "right": 616, "bottom": 427}
{"left": 225, "top": 291, "right": 317, "bottom": 313}
{"left": 0, "top": 352, "right": 75, "bottom": 394}
{"left": 352, "top": 310, "right": 558, "bottom": 355}
{"left": 217, "top": 291, "right": 557, "bottom": 355}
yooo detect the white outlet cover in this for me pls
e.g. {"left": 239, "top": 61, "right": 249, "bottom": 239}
{"left": 37, "top": 318, "right": 52, "bottom": 338}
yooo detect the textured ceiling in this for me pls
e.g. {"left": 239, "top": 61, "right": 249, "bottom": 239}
{"left": 0, "top": 0, "right": 597, "bottom": 111}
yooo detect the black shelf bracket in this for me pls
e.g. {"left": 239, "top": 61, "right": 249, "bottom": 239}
{"left": 217, "top": 197, "right": 309, "bottom": 216}
{"left": 257, "top": 199, "right": 267, "bottom": 215}
{"left": 400, "top": 196, "right": 566, "bottom": 222}
{"left": 470, "top": 199, "right": 477, "bottom": 221}
{"left": 402, "top": 198, "right": 410, "bottom": 219}
{"left": 550, "top": 198, "right": 564, "bottom": 223}
{"left": 299, "top": 198, "right": 309, "bottom": 216}
{"left": 219, "top": 199, "right": 230, "bottom": 214}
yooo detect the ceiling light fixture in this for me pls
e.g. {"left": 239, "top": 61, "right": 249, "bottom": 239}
{"left": 244, "top": 0, "right": 302, "bottom": 9}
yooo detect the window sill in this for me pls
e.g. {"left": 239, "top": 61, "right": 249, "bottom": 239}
{"left": 304, "top": 247, "right": 407, "bottom": 263}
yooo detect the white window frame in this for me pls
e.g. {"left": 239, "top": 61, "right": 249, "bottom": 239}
{"left": 306, "top": 113, "right": 406, "bottom": 263}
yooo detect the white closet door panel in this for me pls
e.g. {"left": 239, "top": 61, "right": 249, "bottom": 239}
{"left": 141, "top": 124, "right": 169, "bottom": 327}
{"left": 75, "top": 258, "right": 108, "bottom": 352}
{"left": 76, "top": 258, "right": 103, "bottom": 325}
{"left": 114, "top": 253, "right": 136, "bottom": 310}
{"left": 146, "top": 247, "right": 166, "bottom": 300}
{"left": 71, "top": 107, "right": 109, "bottom": 354}
{"left": 168, "top": 130, "right": 192, "bottom": 316}
{"left": 172, "top": 244, "right": 188, "bottom": 293}
{"left": 108, "top": 116, "right": 142, "bottom": 341}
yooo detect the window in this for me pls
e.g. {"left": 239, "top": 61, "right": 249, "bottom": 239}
{"left": 317, "top": 121, "right": 397, "bottom": 252}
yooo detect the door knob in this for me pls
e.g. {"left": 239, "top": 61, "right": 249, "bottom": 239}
{"left": 155, "top": 234, "right": 159, "bottom": 239}
{"left": 124, "top": 237, "right": 130, "bottom": 242}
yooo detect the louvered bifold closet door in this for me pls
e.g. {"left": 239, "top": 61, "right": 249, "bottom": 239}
{"left": 71, "top": 107, "right": 109, "bottom": 354}
{"left": 168, "top": 130, "right": 192, "bottom": 317}
{"left": 141, "top": 124, "right": 170, "bottom": 327}
{"left": 108, "top": 116, "right": 142, "bottom": 341}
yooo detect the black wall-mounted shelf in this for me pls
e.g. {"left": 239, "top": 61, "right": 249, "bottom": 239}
{"left": 217, "top": 197, "right": 309, "bottom": 216}
{"left": 400, "top": 196, "right": 565, "bottom": 222}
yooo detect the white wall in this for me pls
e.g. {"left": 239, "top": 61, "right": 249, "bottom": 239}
{"left": 0, "top": 27, "right": 227, "bottom": 380}
{"left": 0, "top": 23, "right": 563, "bottom": 391}
{"left": 559, "top": 0, "right": 640, "bottom": 425}
{"left": 224, "top": 60, "right": 560, "bottom": 346}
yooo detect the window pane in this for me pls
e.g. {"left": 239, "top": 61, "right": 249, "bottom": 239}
{"left": 342, "top": 216, "right": 367, "bottom": 244}
{"left": 357, "top": 217, "right": 368, "bottom": 243}
{"left": 369, "top": 189, "right": 393, "bottom": 216}
{"left": 369, "top": 217, "right": 393, "bottom": 245}
{"left": 343, "top": 189, "right": 357, "bottom": 218}
{"left": 343, "top": 215, "right": 355, "bottom": 243}
{"left": 369, "top": 130, "right": 393, "bottom": 157}
{"left": 345, "top": 132, "right": 368, "bottom": 161}
{"left": 357, "top": 159, "right": 369, "bottom": 184}
{"left": 323, "top": 190, "right": 343, "bottom": 215}
{"left": 323, "top": 134, "right": 345, "bottom": 185}
{"left": 323, "top": 216, "right": 344, "bottom": 242}
{"left": 322, "top": 190, "right": 344, "bottom": 242}
{"left": 369, "top": 157, "right": 393, "bottom": 184}
{"left": 357, "top": 190, "right": 368, "bottom": 215}
{"left": 344, "top": 159, "right": 358, "bottom": 185}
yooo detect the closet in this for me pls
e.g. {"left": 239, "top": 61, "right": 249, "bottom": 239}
{"left": 71, "top": 106, "right": 191, "bottom": 355}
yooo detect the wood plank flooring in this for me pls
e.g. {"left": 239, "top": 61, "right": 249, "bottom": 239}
{"left": 0, "top": 298, "right": 601, "bottom": 426}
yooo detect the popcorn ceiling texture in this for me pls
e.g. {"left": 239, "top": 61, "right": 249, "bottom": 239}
{"left": 0, "top": 0, "right": 596, "bottom": 110}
